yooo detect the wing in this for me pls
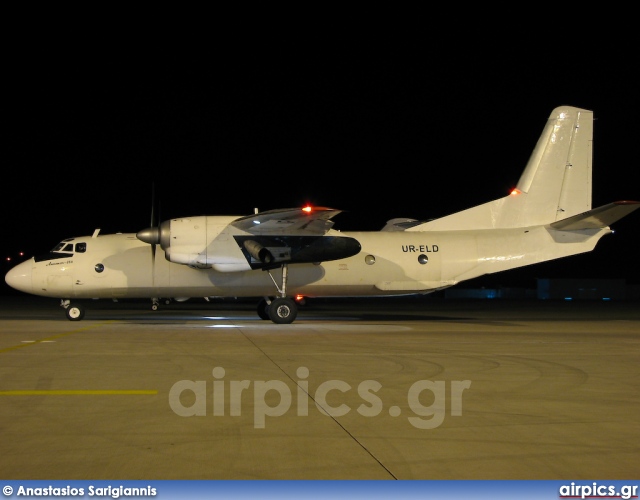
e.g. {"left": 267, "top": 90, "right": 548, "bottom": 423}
{"left": 231, "top": 206, "right": 342, "bottom": 235}
{"left": 229, "top": 206, "right": 361, "bottom": 269}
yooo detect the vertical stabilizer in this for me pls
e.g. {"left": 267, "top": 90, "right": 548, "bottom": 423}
{"left": 516, "top": 105, "right": 592, "bottom": 221}
{"left": 411, "top": 106, "right": 593, "bottom": 231}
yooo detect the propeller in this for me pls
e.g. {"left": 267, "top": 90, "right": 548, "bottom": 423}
{"left": 150, "top": 181, "right": 158, "bottom": 264}
{"left": 136, "top": 182, "right": 161, "bottom": 286}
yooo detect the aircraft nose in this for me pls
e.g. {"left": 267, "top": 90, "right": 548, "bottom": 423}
{"left": 5, "top": 259, "right": 33, "bottom": 294}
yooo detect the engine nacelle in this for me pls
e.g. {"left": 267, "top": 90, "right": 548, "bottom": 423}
{"left": 137, "top": 216, "right": 251, "bottom": 271}
{"left": 243, "top": 239, "right": 275, "bottom": 264}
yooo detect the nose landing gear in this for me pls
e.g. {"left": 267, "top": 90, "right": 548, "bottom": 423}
{"left": 61, "top": 299, "right": 85, "bottom": 321}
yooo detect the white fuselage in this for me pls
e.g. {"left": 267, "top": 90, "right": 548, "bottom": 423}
{"left": 6, "top": 225, "right": 608, "bottom": 300}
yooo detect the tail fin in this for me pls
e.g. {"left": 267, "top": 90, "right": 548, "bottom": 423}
{"left": 410, "top": 106, "right": 593, "bottom": 231}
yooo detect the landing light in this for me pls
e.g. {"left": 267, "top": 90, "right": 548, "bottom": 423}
{"left": 510, "top": 188, "right": 522, "bottom": 196}
{"left": 302, "top": 206, "right": 312, "bottom": 213}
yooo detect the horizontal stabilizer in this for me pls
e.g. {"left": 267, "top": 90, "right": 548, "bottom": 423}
{"left": 381, "top": 218, "right": 425, "bottom": 231}
{"left": 550, "top": 201, "right": 640, "bottom": 230}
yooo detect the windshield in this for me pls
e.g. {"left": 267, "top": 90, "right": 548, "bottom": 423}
{"left": 50, "top": 240, "right": 86, "bottom": 253}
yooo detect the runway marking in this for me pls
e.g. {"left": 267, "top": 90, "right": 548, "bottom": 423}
{"left": 0, "top": 390, "right": 158, "bottom": 395}
{"left": 0, "top": 322, "right": 115, "bottom": 354}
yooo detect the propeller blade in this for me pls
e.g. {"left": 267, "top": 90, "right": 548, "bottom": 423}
{"left": 150, "top": 182, "right": 159, "bottom": 286}
{"left": 150, "top": 181, "right": 158, "bottom": 228}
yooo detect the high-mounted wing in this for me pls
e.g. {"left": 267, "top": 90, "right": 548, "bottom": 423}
{"left": 231, "top": 206, "right": 359, "bottom": 269}
{"left": 231, "top": 206, "right": 342, "bottom": 235}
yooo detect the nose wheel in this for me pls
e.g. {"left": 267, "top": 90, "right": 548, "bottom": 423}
{"left": 61, "top": 300, "right": 85, "bottom": 321}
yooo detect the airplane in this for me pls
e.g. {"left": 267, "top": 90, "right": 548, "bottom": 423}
{"left": 5, "top": 105, "right": 639, "bottom": 324}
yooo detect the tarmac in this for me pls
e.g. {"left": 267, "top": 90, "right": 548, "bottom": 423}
{"left": 0, "top": 295, "right": 638, "bottom": 480}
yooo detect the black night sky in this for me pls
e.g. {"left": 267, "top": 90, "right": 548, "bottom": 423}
{"left": 3, "top": 48, "right": 639, "bottom": 294}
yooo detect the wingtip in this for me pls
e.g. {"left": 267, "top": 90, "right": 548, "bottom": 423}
{"left": 613, "top": 200, "right": 640, "bottom": 205}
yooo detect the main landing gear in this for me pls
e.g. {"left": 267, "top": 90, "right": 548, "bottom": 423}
{"left": 258, "top": 264, "right": 298, "bottom": 324}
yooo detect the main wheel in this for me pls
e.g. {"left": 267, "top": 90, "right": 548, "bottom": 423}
{"left": 65, "top": 302, "right": 85, "bottom": 321}
{"left": 268, "top": 297, "right": 297, "bottom": 324}
{"left": 257, "top": 298, "right": 270, "bottom": 320}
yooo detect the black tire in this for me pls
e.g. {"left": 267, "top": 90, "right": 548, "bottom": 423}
{"left": 65, "top": 303, "right": 85, "bottom": 321}
{"left": 257, "top": 298, "right": 270, "bottom": 320}
{"left": 268, "top": 297, "right": 297, "bottom": 324}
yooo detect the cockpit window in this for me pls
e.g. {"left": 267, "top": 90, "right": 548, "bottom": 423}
{"left": 51, "top": 238, "right": 73, "bottom": 252}
{"left": 37, "top": 240, "right": 76, "bottom": 263}
{"left": 51, "top": 240, "right": 85, "bottom": 253}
